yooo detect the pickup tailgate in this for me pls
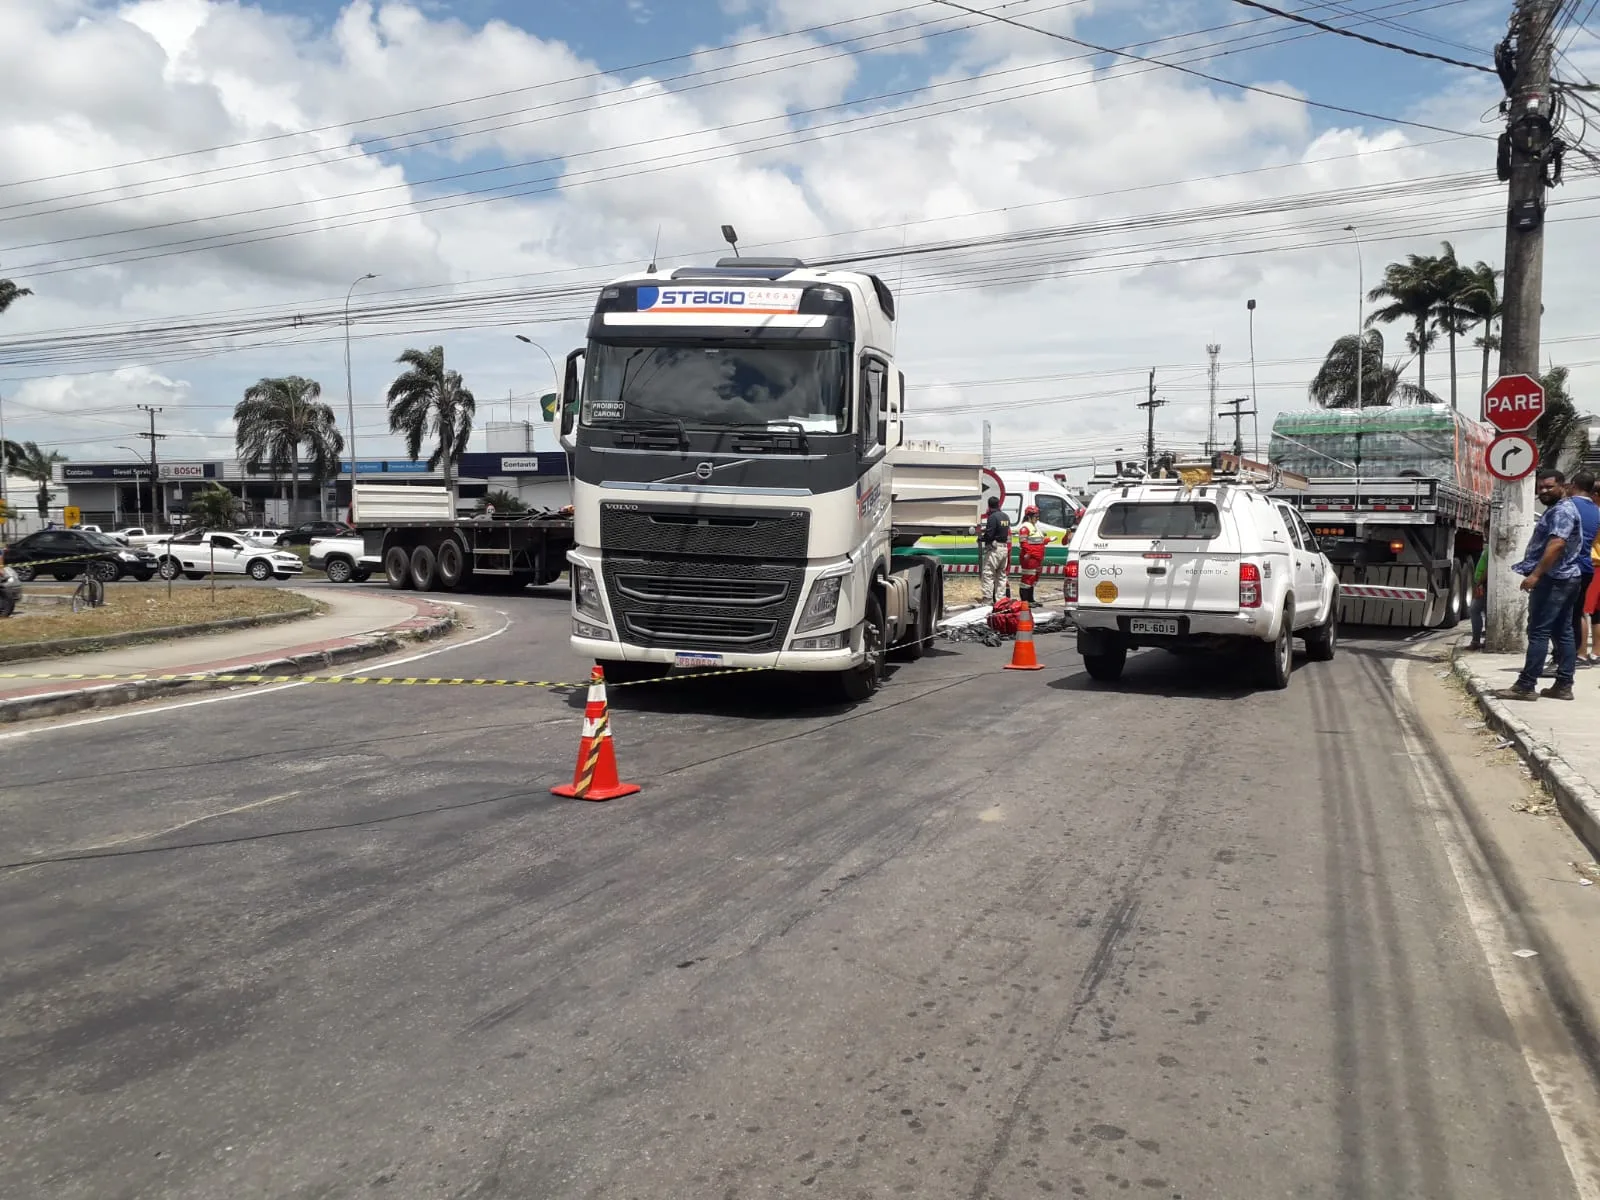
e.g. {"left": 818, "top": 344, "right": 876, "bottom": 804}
{"left": 1078, "top": 497, "right": 1240, "bottom": 614}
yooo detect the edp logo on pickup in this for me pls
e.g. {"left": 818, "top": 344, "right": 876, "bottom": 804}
{"left": 1083, "top": 564, "right": 1124, "bottom": 579}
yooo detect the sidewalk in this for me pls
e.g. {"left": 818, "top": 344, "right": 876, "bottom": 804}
{"left": 0, "top": 589, "right": 455, "bottom": 722}
{"left": 1452, "top": 641, "right": 1600, "bottom": 857}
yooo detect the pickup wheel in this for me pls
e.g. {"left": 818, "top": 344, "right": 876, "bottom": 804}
{"left": 323, "top": 557, "right": 354, "bottom": 584}
{"left": 157, "top": 557, "right": 182, "bottom": 581}
{"left": 384, "top": 546, "right": 413, "bottom": 589}
{"left": 409, "top": 544, "right": 438, "bottom": 590}
{"left": 834, "top": 593, "right": 886, "bottom": 703}
{"left": 246, "top": 558, "right": 274, "bottom": 582}
{"left": 1255, "top": 606, "right": 1294, "bottom": 689}
{"left": 1082, "top": 648, "right": 1127, "bottom": 682}
{"left": 1304, "top": 597, "right": 1338, "bottom": 662}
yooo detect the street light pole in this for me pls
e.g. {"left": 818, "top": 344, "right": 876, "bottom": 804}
{"left": 513, "top": 335, "right": 561, "bottom": 423}
{"left": 345, "top": 273, "right": 377, "bottom": 518}
{"left": 1343, "top": 225, "right": 1364, "bottom": 411}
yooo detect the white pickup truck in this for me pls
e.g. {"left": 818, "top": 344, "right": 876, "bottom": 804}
{"left": 148, "top": 530, "right": 306, "bottom": 581}
{"left": 1066, "top": 459, "right": 1339, "bottom": 689}
{"left": 308, "top": 534, "right": 380, "bottom": 583}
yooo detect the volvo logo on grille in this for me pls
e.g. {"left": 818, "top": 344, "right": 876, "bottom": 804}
{"left": 694, "top": 462, "right": 714, "bottom": 480}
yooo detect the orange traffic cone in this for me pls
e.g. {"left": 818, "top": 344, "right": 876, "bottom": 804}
{"left": 1004, "top": 603, "right": 1044, "bottom": 671}
{"left": 552, "top": 665, "right": 642, "bottom": 801}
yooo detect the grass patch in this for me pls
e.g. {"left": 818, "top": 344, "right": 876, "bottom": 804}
{"left": 0, "top": 585, "right": 321, "bottom": 648}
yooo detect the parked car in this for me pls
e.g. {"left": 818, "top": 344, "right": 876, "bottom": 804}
{"left": 239, "top": 527, "right": 289, "bottom": 544}
{"left": 1, "top": 528, "right": 159, "bottom": 582}
{"left": 276, "top": 521, "right": 355, "bottom": 546}
{"left": 1065, "top": 464, "right": 1338, "bottom": 689}
{"left": 0, "top": 561, "right": 20, "bottom": 617}
{"left": 150, "top": 531, "right": 306, "bottom": 581}
{"left": 109, "top": 527, "right": 150, "bottom": 545}
{"left": 307, "top": 534, "right": 379, "bottom": 583}
{"left": 78, "top": 524, "right": 103, "bottom": 534}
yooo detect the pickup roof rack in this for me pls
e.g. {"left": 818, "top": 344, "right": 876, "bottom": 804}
{"left": 1109, "top": 453, "right": 1310, "bottom": 493}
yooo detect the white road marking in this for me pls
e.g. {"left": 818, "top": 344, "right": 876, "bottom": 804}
{"left": 0, "top": 610, "right": 514, "bottom": 743}
{"left": 1392, "top": 655, "right": 1600, "bottom": 1198}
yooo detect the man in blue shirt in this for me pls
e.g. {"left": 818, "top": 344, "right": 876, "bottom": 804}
{"left": 1564, "top": 471, "right": 1600, "bottom": 668}
{"left": 1497, "top": 469, "right": 1585, "bottom": 701}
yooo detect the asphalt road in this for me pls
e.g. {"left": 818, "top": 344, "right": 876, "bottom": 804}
{"left": 0, "top": 597, "right": 1586, "bottom": 1199}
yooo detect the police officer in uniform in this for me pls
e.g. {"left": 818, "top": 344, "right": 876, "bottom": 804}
{"left": 978, "top": 494, "right": 1012, "bottom": 604}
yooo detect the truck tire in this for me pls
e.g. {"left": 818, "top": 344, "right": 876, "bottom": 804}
{"left": 1082, "top": 648, "right": 1126, "bottom": 682}
{"left": 409, "top": 544, "right": 438, "bottom": 591}
{"left": 384, "top": 545, "right": 413, "bottom": 590}
{"left": 834, "top": 593, "right": 886, "bottom": 703}
{"left": 1254, "top": 604, "right": 1294, "bottom": 689}
{"left": 436, "top": 538, "right": 467, "bottom": 591}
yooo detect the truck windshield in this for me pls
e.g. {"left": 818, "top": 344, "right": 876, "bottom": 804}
{"left": 583, "top": 341, "right": 849, "bottom": 432}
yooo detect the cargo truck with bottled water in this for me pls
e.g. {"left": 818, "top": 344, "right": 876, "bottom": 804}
{"left": 1265, "top": 405, "right": 1491, "bottom": 628}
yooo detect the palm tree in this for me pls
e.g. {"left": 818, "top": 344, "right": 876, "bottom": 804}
{"left": 3, "top": 439, "right": 66, "bottom": 520}
{"left": 186, "top": 483, "right": 240, "bottom": 530}
{"left": 1367, "top": 252, "right": 1448, "bottom": 402}
{"left": 234, "top": 376, "right": 344, "bottom": 514}
{"left": 0, "top": 279, "right": 30, "bottom": 316}
{"left": 476, "top": 488, "right": 527, "bottom": 515}
{"left": 386, "top": 346, "right": 476, "bottom": 497}
{"left": 1428, "top": 241, "right": 1479, "bottom": 410}
{"left": 1534, "top": 365, "right": 1588, "bottom": 473}
{"left": 1455, "top": 260, "right": 1502, "bottom": 405}
{"left": 1309, "top": 330, "right": 1437, "bottom": 408}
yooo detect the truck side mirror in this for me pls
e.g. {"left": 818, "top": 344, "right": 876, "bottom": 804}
{"left": 561, "top": 349, "right": 584, "bottom": 448}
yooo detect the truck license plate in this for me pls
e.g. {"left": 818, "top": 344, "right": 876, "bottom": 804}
{"left": 1129, "top": 618, "right": 1178, "bottom": 636}
{"left": 674, "top": 652, "right": 724, "bottom": 668}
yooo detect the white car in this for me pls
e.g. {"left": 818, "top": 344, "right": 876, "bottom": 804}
{"left": 109, "top": 527, "right": 149, "bottom": 545}
{"left": 152, "top": 531, "right": 306, "bottom": 582}
{"left": 239, "top": 527, "right": 289, "bottom": 544}
{"left": 1065, "top": 467, "right": 1339, "bottom": 689}
{"left": 308, "top": 534, "right": 380, "bottom": 584}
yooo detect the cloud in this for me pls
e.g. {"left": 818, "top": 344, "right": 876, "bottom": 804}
{"left": 0, "top": 0, "right": 1595, "bottom": 479}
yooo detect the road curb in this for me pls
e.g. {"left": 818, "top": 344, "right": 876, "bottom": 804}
{"left": 0, "top": 600, "right": 321, "bottom": 664}
{"left": 0, "top": 605, "right": 457, "bottom": 725}
{"left": 1450, "top": 648, "right": 1600, "bottom": 860}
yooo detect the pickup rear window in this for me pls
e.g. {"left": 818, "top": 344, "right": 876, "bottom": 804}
{"left": 1099, "top": 502, "right": 1222, "bottom": 540}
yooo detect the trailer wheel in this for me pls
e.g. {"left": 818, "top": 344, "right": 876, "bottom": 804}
{"left": 409, "top": 544, "right": 438, "bottom": 590}
{"left": 435, "top": 538, "right": 467, "bottom": 591}
{"left": 384, "top": 545, "right": 413, "bottom": 590}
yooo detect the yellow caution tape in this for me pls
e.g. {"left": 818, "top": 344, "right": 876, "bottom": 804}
{"left": 0, "top": 665, "right": 775, "bottom": 690}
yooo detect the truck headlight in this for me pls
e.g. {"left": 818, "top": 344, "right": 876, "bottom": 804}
{"left": 572, "top": 563, "right": 606, "bottom": 620}
{"left": 794, "top": 574, "right": 844, "bottom": 634}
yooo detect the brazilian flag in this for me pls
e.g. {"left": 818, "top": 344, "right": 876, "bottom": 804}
{"left": 540, "top": 393, "right": 559, "bottom": 422}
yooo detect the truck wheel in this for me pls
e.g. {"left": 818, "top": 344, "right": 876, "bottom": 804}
{"left": 324, "top": 557, "right": 354, "bottom": 583}
{"left": 1255, "top": 607, "right": 1294, "bottom": 689}
{"left": 436, "top": 539, "right": 467, "bottom": 591}
{"left": 1304, "top": 598, "right": 1338, "bottom": 662}
{"left": 834, "top": 593, "right": 886, "bottom": 702}
{"left": 1082, "top": 648, "right": 1126, "bottom": 682}
{"left": 409, "top": 544, "right": 438, "bottom": 590}
{"left": 384, "top": 545, "right": 413, "bottom": 590}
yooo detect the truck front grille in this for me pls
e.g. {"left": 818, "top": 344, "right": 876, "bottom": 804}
{"left": 602, "top": 556, "right": 802, "bottom": 653}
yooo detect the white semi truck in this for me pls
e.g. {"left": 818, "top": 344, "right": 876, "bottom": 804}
{"left": 559, "top": 255, "right": 981, "bottom": 700}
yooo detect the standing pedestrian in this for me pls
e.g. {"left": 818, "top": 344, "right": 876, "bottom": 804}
{"left": 1566, "top": 471, "right": 1600, "bottom": 666}
{"left": 1495, "top": 469, "right": 1585, "bottom": 701}
{"left": 1468, "top": 544, "right": 1487, "bottom": 650}
{"left": 978, "top": 494, "right": 1012, "bottom": 605}
{"left": 1015, "top": 504, "right": 1049, "bottom": 606}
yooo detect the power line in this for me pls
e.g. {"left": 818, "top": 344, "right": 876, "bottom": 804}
{"left": 1223, "top": 0, "right": 1496, "bottom": 71}
{"left": 928, "top": 0, "right": 1492, "bottom": 137}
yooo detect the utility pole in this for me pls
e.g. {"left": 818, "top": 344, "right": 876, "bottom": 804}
{"left": 1137, "top": 368, "right": 1166, "bottom": 473}
{"left": 1205, "top": 343, "right": 1221, "bottom": 453}
{"left": 137, "top": 405, "right": 166, "bottom": 531}
{"left": 1221, "top": 397, "right": 1255, "bottom": 458}
{"left": 1487, "top": 0, "right": 1559, "bottom": 653}
{"left": 982, "top": 419, "right": 992, "bottom": 467}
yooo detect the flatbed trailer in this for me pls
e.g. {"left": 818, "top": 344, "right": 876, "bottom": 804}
{"left": 352, "top": 484, "right": 575, "bottom": 592}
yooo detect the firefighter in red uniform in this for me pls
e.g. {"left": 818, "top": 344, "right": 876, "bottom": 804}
{"left": 1016, "top": 504, "right": 1049, "bottom": 605}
